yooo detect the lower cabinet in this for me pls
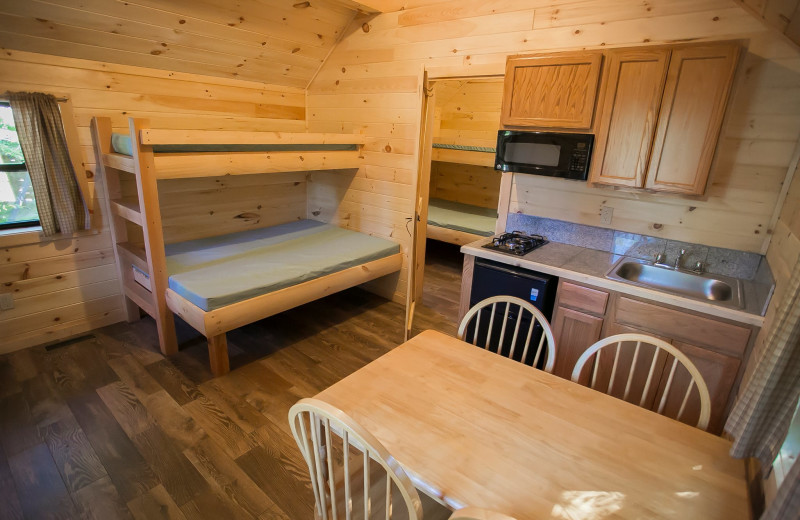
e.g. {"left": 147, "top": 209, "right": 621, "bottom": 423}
{"left": 551, "top": 306, "right": 603, "bottom": 384}
{"left": 551, "top": 281, "right": 755, "bottom": 434}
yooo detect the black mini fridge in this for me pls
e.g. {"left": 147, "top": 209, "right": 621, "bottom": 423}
{"left": 468, "top": 257, "right": 558, "bottom": 367}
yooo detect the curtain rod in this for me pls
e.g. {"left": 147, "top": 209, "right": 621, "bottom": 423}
{"left": 0, "top": 92, "right": 69, "bottom": 102}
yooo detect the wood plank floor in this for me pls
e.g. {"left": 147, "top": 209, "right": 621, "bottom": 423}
{"left": 421, "top": 240, "right": 464, "bottom": 325}
{"left": 0, "top": 270, "right": 459, "bottom": 519}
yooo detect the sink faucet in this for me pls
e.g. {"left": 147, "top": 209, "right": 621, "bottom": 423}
{"left": 674, "top": 249, "right": 686, "bottom": 270}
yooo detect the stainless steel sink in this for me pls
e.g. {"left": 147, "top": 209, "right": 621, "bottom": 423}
{"left": 605, "top": 257, "right": 744, "bottom": 309}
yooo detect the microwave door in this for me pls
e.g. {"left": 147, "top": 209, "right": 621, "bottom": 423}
{"left": 500, "top": 137, "right": 569, "bottom": 175}
{"left": 503, "top": 141, "right": 561, "bottom": 168}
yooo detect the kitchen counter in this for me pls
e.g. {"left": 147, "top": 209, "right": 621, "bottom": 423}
{"left": 462, "top": 238, "right": 771, "bottom": 327}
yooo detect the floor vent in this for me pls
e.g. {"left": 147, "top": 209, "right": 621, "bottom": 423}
{"left": 44, "top": 334, "right": 96, "bottom": 351}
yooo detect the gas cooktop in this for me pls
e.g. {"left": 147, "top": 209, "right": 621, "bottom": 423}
{"left": 482, "top": 231, "right": 548, "bottom": 256}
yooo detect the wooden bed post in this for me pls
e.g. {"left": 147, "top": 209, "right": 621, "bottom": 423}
{"left": 129, "top": 118, "right": 179, "bottom": 356}
{"left": 207, "top": 335, "right": 230, "bottom": 377}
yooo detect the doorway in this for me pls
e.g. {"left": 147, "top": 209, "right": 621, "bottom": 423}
{"left": 407, "top": 76, "right": 505, "bottom": 335}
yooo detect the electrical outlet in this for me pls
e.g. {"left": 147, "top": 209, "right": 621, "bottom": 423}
{"left": 600, "top": 205, "right": 613, "bottom": 225}
{"left": 0, "top": 293, "right": 13, "bottom": 310}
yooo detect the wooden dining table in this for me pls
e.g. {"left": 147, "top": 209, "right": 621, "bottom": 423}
{"left": 314, "top": 330, "right": 750, "bottom": 520}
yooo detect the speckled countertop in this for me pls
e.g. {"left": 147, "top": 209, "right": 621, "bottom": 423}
{"left": 462, "top": 238, "right": 772, "bottom": 328}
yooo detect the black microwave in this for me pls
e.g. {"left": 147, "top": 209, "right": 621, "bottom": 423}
{"left": 495, "top": 130, "right": 594, "bottom": 180}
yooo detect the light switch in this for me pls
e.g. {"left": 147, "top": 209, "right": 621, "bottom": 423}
{"left": 600, "top": 205, "right": 613, "bottom": 225}
{"left": 0, "top": 293, "right": 13, "bottom": 310}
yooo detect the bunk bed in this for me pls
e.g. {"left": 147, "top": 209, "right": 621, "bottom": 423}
{"left": 427, "top": 143, "right": 499, "bottom": 245}
{"left": 431, "top": 142, "right": 496, "bottom": 167}
{"left": 91, "top": 117, "right": 403, "bottom": 376}
{"left": 427, "top": 198, "right": 497, "bottom": 245}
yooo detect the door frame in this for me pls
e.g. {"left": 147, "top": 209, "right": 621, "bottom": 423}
{"left": 405, "top": 71, "right": 506, "bottom": 338}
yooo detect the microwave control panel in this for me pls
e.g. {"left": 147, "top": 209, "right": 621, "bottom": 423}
{"left": 568, "top": 145, "right": 590, "bottom": 174}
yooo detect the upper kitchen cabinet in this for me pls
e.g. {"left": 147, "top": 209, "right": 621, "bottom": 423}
{"left": 590, "top": 42, "right": 740, "bottom": 195}
{"left": 501, "top": 52, "right": 603, "bottom": 129}
{"left": 591, "top": 49, "right": 671, "bottom": 188}
{"left": 645, "top": 43, "right": 740, "bottom": 194}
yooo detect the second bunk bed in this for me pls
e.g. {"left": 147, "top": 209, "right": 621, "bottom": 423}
{"left": 427, "top": 143, "right": 499, "bottom": 245}
{"left": 91, "top": 117, "right": 403, "bottom": 376}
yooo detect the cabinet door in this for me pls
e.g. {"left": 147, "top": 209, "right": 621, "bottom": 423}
{"left": 645, "top": 43, "right": 740, "bottom": 194}
{"left": 653, "top": 340, "right": 740, "bottom": 434}
{"left": 589, "top": 49, "right": 670, "bottom": 188}
{"left": 551, "top": 306, "right": 603, "bottom": 382}
{"left": 501, "top": 52, "right": 602, "bottom": 129}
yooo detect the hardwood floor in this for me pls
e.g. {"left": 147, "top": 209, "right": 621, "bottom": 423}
{"left": 0, "top": 287, "right": 456, "bottom": 520}
{"left": 420, "top": 240, "right": 465, "bottom": 325}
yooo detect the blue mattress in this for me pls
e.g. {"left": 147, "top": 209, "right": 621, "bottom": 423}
{"left": 166, "top": 220, "right": 400, "bottom": 311}
{"left": 427, "top": 198, "right": 497, "bottom": 237}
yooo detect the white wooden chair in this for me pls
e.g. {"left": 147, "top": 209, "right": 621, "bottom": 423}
{"left": 289, "top": 397, "right": 424, "bottom": 519}
{"left": 458, "top": 296, "right": 556, "bottom": 373}
{"left": 570, "top": 333, "right": 711, "bottom": 430}
{"left": 448, "top": 507, "right": 517, "bottom": 520}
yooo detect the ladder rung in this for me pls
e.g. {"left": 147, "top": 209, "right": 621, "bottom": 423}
{"left": 124, "top": 281, "right": 156, "bottom": 318}
{"left": 110, "top": 198, "right": 142, "bottom": 225}
{"left": 116, "top": 242, "right": 148, "bottom": 273}
{"left": 103, "top": 152, "right": 135, "bottom": 173}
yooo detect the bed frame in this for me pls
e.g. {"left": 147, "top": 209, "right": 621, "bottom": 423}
{"left": 427, "top": 143, "right": 498, "bottom": 245}
{"left": 426, "top": 224, "right": 489, "bottom": 246}
{"left": 90, "top": 117, "right": 402, "bottom": 376}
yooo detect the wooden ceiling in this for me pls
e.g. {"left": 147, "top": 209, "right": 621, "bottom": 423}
{"left": 0, "top": 0, "right": 380, "bottom": 88}
{"left": 736, "top": 0, "right": 800, "bottom": 46}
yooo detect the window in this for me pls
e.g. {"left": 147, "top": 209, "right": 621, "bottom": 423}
{"left": 0, "top": 102, "right": 39, "bottom": 230}
{"left": 774, "top": 400, "right": 800, "bottom": 487}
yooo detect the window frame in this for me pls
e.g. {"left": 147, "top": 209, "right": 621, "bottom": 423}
{"left": 0, "top": 101, "right": 40, "bottom": 231}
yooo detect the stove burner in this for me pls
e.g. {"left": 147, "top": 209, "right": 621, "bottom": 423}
{"left": 483, "top": 231, "right": 548, "bottom": 256}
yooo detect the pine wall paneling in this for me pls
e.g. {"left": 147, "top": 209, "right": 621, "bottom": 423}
{"left": 743, "top": 162, "right": 800, "bottom": 386}
{"left": 307, "top": 0, "right": 800, "bottom": 304}
{"left": 0, "top": 49, "right": 306, "bottom": 354}
{"left": 428, "top": 79, "right": 503, "bottom": 209}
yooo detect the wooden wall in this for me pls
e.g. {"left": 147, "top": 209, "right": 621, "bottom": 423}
{"left": 433, "top": 79, "right": 503, "bottom": 148}
{"left": 0, "top": 49, "right": 306, "bottom": 354}
{"left": 429, "top": 162, "right": 500, "bottom": 209}
{"left": 119, "top": 173, "right": 308, "bottom": 245}
{"left": 428, "top": 79, "right": 503, "bottom": 209}
{"left": 743, "top": 163, "right": 800, "bottom": 385}
{"left": 306, "top": 0, "right": 800, "bottom": 302}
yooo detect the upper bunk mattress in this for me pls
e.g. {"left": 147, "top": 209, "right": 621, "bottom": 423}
{"left": 110, "top": 133, "right": 354, "bottom": 155}
{"left": 165, "top": 220, "right": 399, "bottom": 311}
{"left": 427, "top": 198, "right": 497, "bottom": 237}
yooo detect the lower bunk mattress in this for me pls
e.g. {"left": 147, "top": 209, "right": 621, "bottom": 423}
{"left": 165, "top": 220, "right": 400, "bottom": 311}
{"left": 426, "top": 198, "right": 497, "bottom": 237}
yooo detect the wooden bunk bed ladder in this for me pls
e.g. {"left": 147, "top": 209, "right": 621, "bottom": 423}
{"left": 91, "top": 117, "right": 179, "bottom": 360}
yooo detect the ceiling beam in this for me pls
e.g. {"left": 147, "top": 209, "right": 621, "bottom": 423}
{"left": 733, "top": 0, "right": 800, "bottom": 50}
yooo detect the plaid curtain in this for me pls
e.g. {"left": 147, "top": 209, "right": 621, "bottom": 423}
{"left": 9, "top": 92, "right": 88, "bottom": 236}
{"left": 725, "top": 258, "right": 800, "bottom": 516}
